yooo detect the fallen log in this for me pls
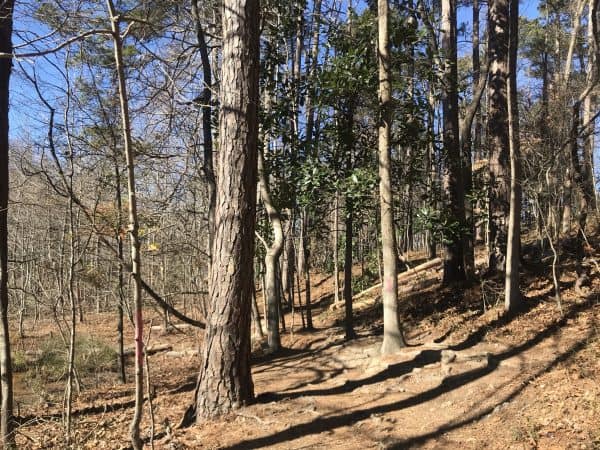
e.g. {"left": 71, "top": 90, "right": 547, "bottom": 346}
{"left": 150, "top": 323, "right": 196, "bottom": 333}
{"left": 122, "top": 344, "right": 172, "bottom": 357}
{"left": 165, "top": 350, "right": 198, "bottom": 358}
{"left": 352, "top": 257, "right": 442, "bottom": 301}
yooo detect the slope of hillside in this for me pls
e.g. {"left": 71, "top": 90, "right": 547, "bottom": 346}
{"left": 11, "top": 233, "right": 600, "bottom": 449}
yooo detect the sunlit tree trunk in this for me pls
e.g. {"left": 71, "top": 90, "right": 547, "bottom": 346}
{"left": 379, "top": 0, "right": 405, "bottom": 354}
{"left": 504, "top": 0, "right": 522, "bottom": 313}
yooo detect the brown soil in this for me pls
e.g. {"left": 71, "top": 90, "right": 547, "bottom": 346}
{"left": 11, "top": 238, "right": 600, "bottom": 450}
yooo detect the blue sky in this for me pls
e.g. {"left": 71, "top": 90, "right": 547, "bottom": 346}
{"left": 9, "top": 0, "right": 545, "bottom": 142}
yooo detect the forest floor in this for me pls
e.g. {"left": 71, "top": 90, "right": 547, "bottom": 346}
{"left": 10, "top": 231, "right": 600, "bottom": 449}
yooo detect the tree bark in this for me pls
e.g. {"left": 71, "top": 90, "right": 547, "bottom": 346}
{"left": 487, "top": 0, "right": 511, "bottom": 273}
{"left": 194, "top": 0, "right": 259, "bottom": 419}
{"left": 378, "top": 0, "right": 406, "bottom": 354}
{"left": 0, "top": 1, "right": 15, "bottom": 447}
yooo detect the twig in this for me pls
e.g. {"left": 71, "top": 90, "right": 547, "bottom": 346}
{"left": 235, "top": 413, "right": 270, "bottom": 425}
{"left": 580, "top": 228, "right": 600, "bottom": 273}
{"left": 535, "top": 197, "right": 563, "bottom": 316}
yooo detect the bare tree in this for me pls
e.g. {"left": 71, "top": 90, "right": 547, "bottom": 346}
{"left": 0, "top": 1, "right": 15, "bottom": 447}
{"left": 106, "top": 1, "right": 145, "bottom": 447}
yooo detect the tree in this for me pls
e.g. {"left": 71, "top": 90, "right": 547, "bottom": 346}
{"left": 379, "top": 0, "right": 406, "bottom": 354}
{"left": 504, "top": 0, "right": 523, "bottom": 313}
{"left": 258, "top": 84, "right": 284, "bottom": 352}
{"left": 441, "top": 0, "right": 466, "bottom": 284}
{"left": 191, "top": 0, "right": 216, "bottom": 266}
{"left": 0, "top": 1, "right": 15, "bottom": 447}
{"left": 487, "top": 0, "right": 511, "bottom": 273}
{"left": 569, "top": 0, "right": 599, "bottom": 281}
{"left": 106, "top": 1, "right": 145, "bottom": 447}
{"left": 582, "top": 0, "right": 598, "bottom": 215}
{"left": 192, "top": 0, "right": 259, "bottom": 419}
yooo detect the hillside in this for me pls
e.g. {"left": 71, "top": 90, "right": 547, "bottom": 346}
{"left": 9, "top": 232, "right": 600, "bottom": 449}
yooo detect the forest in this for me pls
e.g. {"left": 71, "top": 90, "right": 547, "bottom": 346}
{"left": 0, "top": 0, "right": 598, "bottom": 448}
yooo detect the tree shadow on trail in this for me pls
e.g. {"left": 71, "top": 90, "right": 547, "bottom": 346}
{"left": 255, "top": 349, "right": 441, "bottom": 403}
{"left": 221, "top": 297, "right": 597, "bottom": 450}
{"left": 390, "top": 324, "right": 595, "bottom": 448}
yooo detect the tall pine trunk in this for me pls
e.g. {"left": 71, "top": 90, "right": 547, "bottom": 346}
{"left": 194, "top": 0, "right": 259, "bottom": 419}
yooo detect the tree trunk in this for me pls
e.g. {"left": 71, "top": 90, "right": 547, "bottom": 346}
{"left": 251, "top": 284, "right": 264, "bottom": 340}
{"left": 441, "top": 0, "right": 466, "bottom": 284}
{"left": 504, "top": 0, "right": 522, "bottom": 313}
{"left": 106, "top": 2, "right": 144, "bottom": 447}
{"left": 473, "top": 0, "right": 483, "bottom": 160}
{"left": 258, "top": 120, "right": 284, "bottom": 352}
{"left": 582, "top": 0, "right": 598, "bottom": 214}
{"left": 282, "top": 217, "right": 295, "bottom": 308}
{"left": 379, "top": 0, "right": 405, "bottom": 354}
{"left": 333, "top": 193, "right": 340, "bottom": 304}
{"left": 343, "top": 193, "right": 355, "bottom": 340}
{"left": 301, "top": 213, "right": 313, "bottom": 329}
{"left": 487, "top": 0, "right": 511, "bottom": 273}
{"left": 463, "top": 0, "right": 483, "bottom": 278}
{"left": 0, "top": 1, "right": 15, "bottom": 446}
{"left": 193, "top": 0, "right": 259, "bottom": 419}
{"left": 426, "top": 83, "right": 437, "bottom": 260}
{"left": 304, "top": 0, "right": 322, "bottom": 152}
{"left": 569, "top": 0, "right": 599, "bottom": 278}
{"left": 191, "top": 0, "right": 216, "bottom": 270}
{"left": 114, "top": 158, "right": 126, "bottom": 384}
{"left": 64, "top": 144, "right": 77, "bottom": 444}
